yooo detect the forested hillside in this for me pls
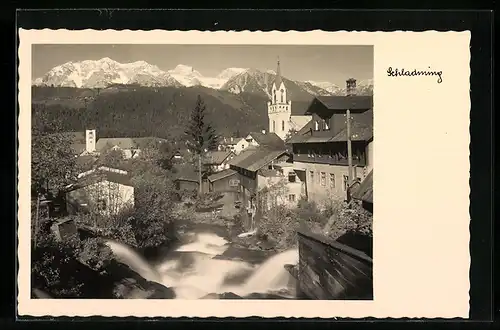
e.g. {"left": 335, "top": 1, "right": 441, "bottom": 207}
{"left": 32, "top": 86, "right": 308, "bottom": 138}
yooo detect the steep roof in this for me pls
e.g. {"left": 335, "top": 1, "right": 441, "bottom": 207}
{"left": 67, "top": 170, "right": 133, "bottom": 191}
{"left": 207, "top": 169, "right": 238, "bottom": 182}
{"left": 203, "top": 151, "right": 234, "bottom": 165}
{"left": 314, "top": 95, "right": 373, "bottom": 111}
{"left": 247, "top": 132, "right": 285, "bottom": 149}
{"left": 70, "top": 143, "right": 87, "bottom": 155}
{"left": 230, "top": 148, "right": 288, "bottom": 172}
{"left": 219, "top": 137, "right": 244, "bottom": 146}
{"left": 351, "top": 170, "right": 373, "bottom": 204}
{"left": 273, "top": 59, "right": 283, "bottom": 88}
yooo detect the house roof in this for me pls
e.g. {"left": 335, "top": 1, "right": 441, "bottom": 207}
{"left": 203, "top": 151, "right": 234, "bottom": 165}
{"left": 230, "top": 148, "right": 288, "bottom": 172}
{"left": 67, "top": 170, "right": 133, "bottom": 191}
{"left": 306, "top": 95, "right": 373, "bottom": 114}
{"left": 75, "top": 155, "right": 98, "bottom": 172}
{"left": 351, "top": 170, "right": 373, "bottom": 203}
{"left": 247, "top": 132, "right": 285, "bottom": 149}
{"left": 287, "top": 109, "right": 373, "bottom": 144}
{"left": 70, "top": 143, "right": 87, "bottom": 155}
{"left": 95, "top": 137, "right": 168, "bottom": 152}
{"left": 219, "top": 137, "right": 244, "bottom": 146}
{"left": 207, "top": 169, "right": 238, "bottom": 182}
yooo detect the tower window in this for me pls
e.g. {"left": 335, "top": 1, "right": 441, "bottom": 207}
{"left": 280, "top": 89, "right": 284, "bottom": 103}
{"left": 273, "top": 120, "right": 276, "bottom": 132}
{"left": 274, "top": 92, "right": 277, "bottom": 103}
{"left": 314, "top": 121, "right": 320, "bottom": 131}
{"left": 282, "top": 120, "right": 285, "bottom": 131}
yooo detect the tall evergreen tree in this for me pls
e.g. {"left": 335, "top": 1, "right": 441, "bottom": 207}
{"left": 184, "top": 95, "right": 219, "bottom": 194}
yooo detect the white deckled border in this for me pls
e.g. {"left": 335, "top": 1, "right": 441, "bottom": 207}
{"left": 18, "top": 29, "right": 471, "bottom": 318}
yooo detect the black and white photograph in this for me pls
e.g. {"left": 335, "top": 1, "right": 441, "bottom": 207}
{"left": 17, "top": 29, "right": 471, "bottom": 319}
{"left": 29, "top": 43, "right": 374, "bottom": 301}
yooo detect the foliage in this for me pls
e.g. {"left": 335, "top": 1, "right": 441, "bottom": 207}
{"left": 96, "top": 148, "right": 125, "bottom": 168}
{"left": 31, "top": 111, "right": 79, "bottom": 195}
{"left": 32, "top": 86, "right": 269, "bottom": 140}
{"left": 184, "top": 95, "right": 220, "bottom": 193}
{"left": 326, "top": 200, "right": 373, "bottom": 240}
{"left": 257, "top": 205, "right": 300, "bottom": 251}
{"left": 31, "top": 217, "right": 114, "bottom": 298}
{"left": 78, "top": 237, "right": 114, "bottom": 274}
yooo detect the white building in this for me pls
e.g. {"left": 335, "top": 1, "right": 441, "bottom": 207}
{"left": 267, "top": 59, "right": 312, "bottom": 141}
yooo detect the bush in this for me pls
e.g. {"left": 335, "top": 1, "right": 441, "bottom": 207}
{"left": 326, "top": 200, "right": 373, "bottom": 240}
{"left": 257, "top": 205, "right": 300, "bottom": 251}
{"left": 31, "top": 219, "right": 115, "bottom": 298}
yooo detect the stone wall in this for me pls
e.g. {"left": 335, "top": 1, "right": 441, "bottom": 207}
{"left": 297, "top": 230, "right": 373, "bottom": 300}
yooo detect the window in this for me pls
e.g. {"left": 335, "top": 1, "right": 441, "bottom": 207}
{"left": 320, "top": 172, "right": 326, "bottom": 186}
{"left": 324, "top": 119, "right": 330, "bottom": 130}
{"left": 310, "top": 171, "right": 314, "bottom": 184}
{"left": 272, "top": 121, "right": 276, "bottom": 132}
{"left": 314, "top": 121, "right": 320, "bottom": 131}
{"left": 288, "top": 194, "right": 296, "bottom": 203}
{"left": 280, "top": 89, "right": 284, "bottom": 103}
{"left": 288, "top": 172, "right": 296, "bottom": 183}
{"left": 274, "top": 92, "right": 277, "bottom": 103}
{"left": 330, "top": 173, "right": 336, "bottom": 189}
{"left": 282, "top": 120, "right": 285, "bottom": 131}
{"left": 343, "top": 175, "right": 349, "bottom": 191}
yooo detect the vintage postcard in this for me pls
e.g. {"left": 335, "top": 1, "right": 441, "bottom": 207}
{"left": 17, "top": 29, "right": 470, "bottom": 318}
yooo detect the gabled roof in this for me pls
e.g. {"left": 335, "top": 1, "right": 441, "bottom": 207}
{"left": 70, "top": 143, "right": 87, "bottom": 155}
{"left": 219, "top": 137, "right": 244, "bottom": 146}
{"left": 207, "top": 169, "right": 238, "bottom": 182}
{"left": 247, "top": 132, "right": 285, "bottom": 149}
{"left": 95, "top": 137, "right": 169, "bottom": 152}
{"left": 351, "top": 170, "right": 373, "bottom": 204}
{"left": 203, "top": 151, "right": 234, "bottom": 165}
{"left": 67, "top": 170, "right": 133, "bottom": 191}
{"left": 308, "top": 95, "right": 373, "bottom": 113}
{"left": 230, "top": 148, "right": 288, "bottom": 172}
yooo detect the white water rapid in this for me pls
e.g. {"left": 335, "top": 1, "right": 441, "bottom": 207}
{"left": 105, "top": 231, "right": 299, "bottom": 299}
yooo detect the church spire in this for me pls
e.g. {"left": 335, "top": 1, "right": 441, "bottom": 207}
{"left": 274, "top": 56, "right": 283, "bottom": 88}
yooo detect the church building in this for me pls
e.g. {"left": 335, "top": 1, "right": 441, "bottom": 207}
{"left": 267, "top": 59, "right": 312, "bottom": 141}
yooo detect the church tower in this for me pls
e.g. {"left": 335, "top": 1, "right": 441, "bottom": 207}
{"left": 267, "top": 58, "right": 292, "bottom": 141}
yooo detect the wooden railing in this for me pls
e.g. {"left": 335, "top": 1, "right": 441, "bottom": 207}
{"left": 294, "top": 230, "right": 373, "bottom": 300}
{"left": 293, "top": 154, "right": 366, "bottom": 166}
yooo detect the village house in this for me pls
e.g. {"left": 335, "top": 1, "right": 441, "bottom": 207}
{"left": 203, "top": 150, "right": 235, "bottom": 173}
{"left": 228, "top": 147, "right": 294, "bottom": 222}
{"left": 288, "top": 79, "right": 374, "bottom": 208}
{"left": 65, "top": 167, "right": 135, "bottom": 220}
{"left": 217, "top": 137, "right": 247, "bottom": 154}
{"left": 244, "top": 130, "right": 286, "bottom": 150}
{"left": 267, "top": 58, "right": 312, "bottom": 141}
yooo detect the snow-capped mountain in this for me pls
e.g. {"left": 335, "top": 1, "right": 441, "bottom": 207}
{"left": 36, "top": 57, "right": 182, "bottom": 88}
{"left": 33, "top": 57, "right": 373, "bottom": 97}
{"left": 305, "top": 81, "right": 341, "bottom": 94}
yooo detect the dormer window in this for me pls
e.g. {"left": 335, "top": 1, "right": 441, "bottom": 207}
{"left": 314, "top": 121, "right": 320, "bottom": 131}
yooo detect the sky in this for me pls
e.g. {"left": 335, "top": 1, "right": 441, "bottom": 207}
{"left": 32, "top": 44, "right": 373, "bottom": 86}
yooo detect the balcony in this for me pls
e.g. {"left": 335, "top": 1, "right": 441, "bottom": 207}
{"left": 293, "top": 153, "right": 366, "bottom": 166}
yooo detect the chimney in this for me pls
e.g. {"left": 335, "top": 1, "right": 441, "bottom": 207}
{"left": 262, "top": 129, "right": 266, "bottom": 134}
{"left": 85, "top": 129, "right": 96, "bottom": 153}
{"left": 346, "top": 78, "right": 357, "bottom": 96}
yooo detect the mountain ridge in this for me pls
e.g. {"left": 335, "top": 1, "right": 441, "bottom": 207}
{"left": 33, "top": 57, "right": 373, "bottom": 97}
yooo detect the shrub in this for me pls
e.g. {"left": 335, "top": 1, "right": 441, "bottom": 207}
{"left": 79, "top": 237, "right": 114, "bottom": 274}
{"left": 326, "top": 200, "right": 373, "bottom": 240}
{"left": 257, "top": 205, "right": 300, "bottom": 251}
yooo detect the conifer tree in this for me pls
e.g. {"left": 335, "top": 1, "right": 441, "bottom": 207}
{"left": 184, "top": 95, "right": 219, "bottom": 194}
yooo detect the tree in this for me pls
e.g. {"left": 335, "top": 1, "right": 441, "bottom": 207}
{"left": 184, "top": 95, "right": 219, "bottom": 194}
{"left": 96, "top": 148, "right": 125, "bottom": 168}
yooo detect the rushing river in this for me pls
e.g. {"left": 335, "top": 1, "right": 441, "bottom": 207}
{"left": 105, "top": 229, "right": 299, "bottom": 299}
